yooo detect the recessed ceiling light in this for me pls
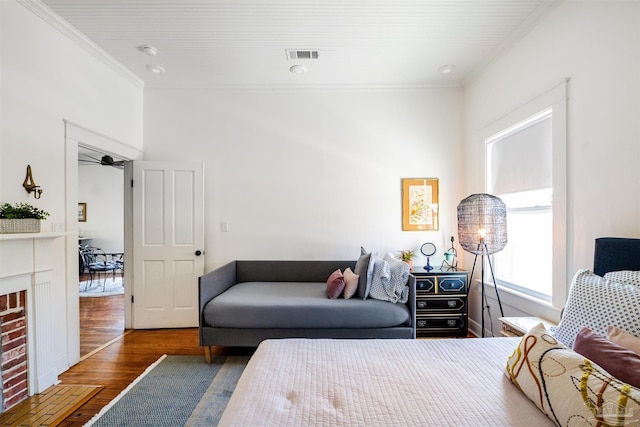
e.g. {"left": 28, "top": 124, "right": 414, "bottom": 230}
{"left": 438, "top": 65, "right": 456, "bottom": 74}
{"left": 138, "top": 45, "right": 158, "bottom": 56}
{"left": 289, "top": 65, "right": 307, "bottom": 75}
{"left": 145, "top": 64, "right": 166, "bottom": 74}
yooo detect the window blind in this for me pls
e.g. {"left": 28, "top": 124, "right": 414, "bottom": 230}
{"left": 487, "top": 112, "right": 552, "bottom": 196}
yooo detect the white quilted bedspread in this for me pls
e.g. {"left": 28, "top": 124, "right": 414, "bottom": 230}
{"left": 219, "top": 338, "right": 554, "bottom": 426}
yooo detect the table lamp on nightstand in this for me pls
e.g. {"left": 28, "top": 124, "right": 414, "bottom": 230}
{"left": 441, "top": 236, "right": 458, "bottom": 270}
{"left": 457, "top": 193, "right": 507, "bottom": 337}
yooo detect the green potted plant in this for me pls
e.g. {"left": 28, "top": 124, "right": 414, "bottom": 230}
{"left": 0, "top": 202, "right": 50, "bottom": 234}
{"left": 397, "top": 249, "right": 417, "bottom": 270}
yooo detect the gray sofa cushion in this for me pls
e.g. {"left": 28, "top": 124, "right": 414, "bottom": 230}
{"left": 354, "top": 249, "right": 375, "bottom": 299}
{"left": 236, "top": 260, "right": 357, "bottom": 283}
{"left": 203, "top": 281, "right": 411, "bottom": 329}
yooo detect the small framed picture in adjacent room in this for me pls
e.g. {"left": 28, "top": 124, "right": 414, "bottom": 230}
{"left": 401, "top": 178, "right": 439, "bottom": 231}
{"left": 78, "top": 203, "right": 87, "bottom": 222}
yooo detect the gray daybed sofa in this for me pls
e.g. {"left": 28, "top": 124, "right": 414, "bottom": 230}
{"left": 199, "top": 260, "right": 416, "bottom": 362}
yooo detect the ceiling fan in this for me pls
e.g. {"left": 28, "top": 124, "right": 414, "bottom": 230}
{"left": 78, "top": 154, "right": 125, "bottom": 169}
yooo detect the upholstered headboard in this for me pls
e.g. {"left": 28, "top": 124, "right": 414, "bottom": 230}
{"left": 593, "top": 237, "right": 640, "bottom": 276}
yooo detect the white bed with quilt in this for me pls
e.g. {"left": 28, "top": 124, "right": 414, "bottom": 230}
{"left": 219, "top": 238, "right": 640, "bottom": 426}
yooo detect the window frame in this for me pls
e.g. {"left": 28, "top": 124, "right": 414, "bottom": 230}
{"left": 486, "top": 109, "right": 553, "bottom": 301}
{"left": 479, "top": 81, "right": 568, "bottom": 310}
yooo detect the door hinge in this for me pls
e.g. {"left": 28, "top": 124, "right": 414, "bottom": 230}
{"left": 131, "top": 179, "right": 134, "bottom": 187}
{"left": 131, "top": 295, "right": 134, "bottom": 303}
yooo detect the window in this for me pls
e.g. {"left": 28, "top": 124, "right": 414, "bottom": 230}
{"left": 495, "top": 189, "right": 552, "bottom": 300}
{"left": 481, "top": 81, "right": 567, "bottom": 308}
{"left": 486, "top": 110, "right": 553, "bottom": 300}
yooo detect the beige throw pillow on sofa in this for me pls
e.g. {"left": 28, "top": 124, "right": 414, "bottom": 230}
{"left": 342, "top": 267, "right": 359, "bottom": 299}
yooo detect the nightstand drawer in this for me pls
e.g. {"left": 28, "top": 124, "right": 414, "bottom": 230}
{"left": 416, "top": 314, "right": 466, "bottom": 331}
{"left": 437, "top": 276, "right": 467, "bottom": 293}
{"left": 416, "top": 296, "right": 466, "bottom": 311}
{"left": 416, "top": 278, "right": 436, "bottom": 293}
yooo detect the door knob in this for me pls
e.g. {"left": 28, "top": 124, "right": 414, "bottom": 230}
{"left": 195, "top": 250, "right": 202, "bottom": 256}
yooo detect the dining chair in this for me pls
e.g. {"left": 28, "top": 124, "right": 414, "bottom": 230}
{"left": 81, "top": 247, "right": 119, "bottom": 291}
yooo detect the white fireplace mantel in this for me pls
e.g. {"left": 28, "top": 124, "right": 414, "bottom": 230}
{"left": 0, "top": 232, "right": 65, "bottom": 395}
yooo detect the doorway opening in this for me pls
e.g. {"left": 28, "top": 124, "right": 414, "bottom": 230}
{"left": 64, "top": 120, "right": 142, "bottom": 367}
{"left": 77, "top": 145, "right": 127, "bottom": 358}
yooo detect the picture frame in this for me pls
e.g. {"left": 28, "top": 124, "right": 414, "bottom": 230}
{"left": 78, "top": 203, "right": 87, "bottom": 222}
{"left": 402, "top": 178, "right": 439, "bottom": 231}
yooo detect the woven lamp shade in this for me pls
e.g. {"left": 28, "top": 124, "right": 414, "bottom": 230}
{"left": 457, "top": 194, "right": 507, "bottom": 255}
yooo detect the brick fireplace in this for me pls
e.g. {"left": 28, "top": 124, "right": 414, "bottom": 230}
{"left": 0, "top": 290, "right": 28, "bottom": 410}
{"left": 0, "top": 233, "right": 63, "bottom": 411}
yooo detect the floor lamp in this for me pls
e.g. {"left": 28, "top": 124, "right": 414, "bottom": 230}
{"left": 457, "top": 194, "right": 507, "bottom": 337}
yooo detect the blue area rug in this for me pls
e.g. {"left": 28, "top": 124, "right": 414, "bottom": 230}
{"left": 87, "top": 354, "right": 249, "bottom": 426}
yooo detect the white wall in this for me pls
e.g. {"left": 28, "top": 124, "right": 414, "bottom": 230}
{"left": 5, "top": 0, "right": 635, "bottom": 354}
{"left": 144, "top": 88, "right": 463, "bottom": 271}
{"left": 0, "top": 1, "right": 143, "bottom": 374}
{"left": 78, "top": 164, "right": 124, "bottom": 252}
{"left": 463, "top": 0, "right": 640, "bottom": 334}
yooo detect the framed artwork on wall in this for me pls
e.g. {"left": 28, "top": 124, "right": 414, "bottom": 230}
{"left": 402, "top": 178, "right": 439, "bottom": 231}
{"left": 78, "top": 203, "right": 87, "bottom": 222}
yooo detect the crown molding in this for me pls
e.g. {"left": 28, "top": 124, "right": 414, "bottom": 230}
{"left": 143, "top": 81, "right": 463, "bottom": 91}
{"left": 17, "top": 0, "right": 144, "bottom": 90}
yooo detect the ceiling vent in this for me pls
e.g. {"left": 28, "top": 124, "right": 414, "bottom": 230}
{"left": 286, "top": 49, "right": 319, "bottom": 60}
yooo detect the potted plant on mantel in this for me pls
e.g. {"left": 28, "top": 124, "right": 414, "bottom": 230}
{"left": 397, "top": 249, "right": 417, "bottom": 270}
{"left": 0, "top": 202, "right": 50, "bottom": 234}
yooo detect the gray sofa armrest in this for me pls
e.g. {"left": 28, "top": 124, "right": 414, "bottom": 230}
{"left": 199, "top": 261, "right": 237, "bottom": 321}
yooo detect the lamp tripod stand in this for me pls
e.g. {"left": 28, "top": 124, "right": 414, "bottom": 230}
{"left": 457, "top": 193, "right": 508, "bottom": 337}
{"left": 467, "top": 239, "right": 504, "bottom": 337}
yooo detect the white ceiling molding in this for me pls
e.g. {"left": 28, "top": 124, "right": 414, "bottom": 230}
{"left": 18, "top": 0, "right": 144, "bottom": 90}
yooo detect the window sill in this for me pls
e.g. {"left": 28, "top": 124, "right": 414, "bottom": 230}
{"left": 470, "top": 278, "right": 562, "bottom": 323}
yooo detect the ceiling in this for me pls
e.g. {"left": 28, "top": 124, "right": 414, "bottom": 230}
{"left": 41, "top": 0, "right": 558, "bottom": 89}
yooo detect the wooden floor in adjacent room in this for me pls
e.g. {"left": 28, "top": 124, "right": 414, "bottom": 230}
{"left": 79, "top": 294, "right": 125, "bottom": 359}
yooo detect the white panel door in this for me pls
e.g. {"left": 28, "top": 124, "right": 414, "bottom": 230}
{"left": 131, "top": 161, "right": 204, "bottom": 328}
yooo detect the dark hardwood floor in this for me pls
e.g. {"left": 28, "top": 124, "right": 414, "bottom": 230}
{"left": 59, "top": 282, "right": 237, "bottom": 426}
{"left": 59, "top": 295, "right": 228, "bottom": 426}
{"left": 59, "top": 327, "right": 206, "bottom": 426}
